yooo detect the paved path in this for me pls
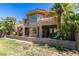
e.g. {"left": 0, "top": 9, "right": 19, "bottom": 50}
{"left": 16, "top": 39, "right": 34, "bottom": 44}
{"left": 6, "top": 38, "right": 34, "bottom": 45}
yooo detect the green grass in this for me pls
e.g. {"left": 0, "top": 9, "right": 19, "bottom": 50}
{"left": 0, "top": 38, "right": 18, "bottom": 56}
{"left": 0, "top": 38, "right": 79, "bottom": 56}
{"left": 0, "top": 38, "right": 55, "bottom": 56}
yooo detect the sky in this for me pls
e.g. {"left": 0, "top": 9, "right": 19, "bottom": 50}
{"left": 0, "top": 3, "right": 52, "bottom": 22}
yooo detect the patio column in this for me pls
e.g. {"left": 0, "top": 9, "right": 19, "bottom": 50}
{"left": 36, "top": 27, "right": 38, "bottom": 37}
{"left": 39, "top": 26, "right": 42, "bottom": 38}
{"left": 23, "top": 25, "right": 25, "bottom": 37}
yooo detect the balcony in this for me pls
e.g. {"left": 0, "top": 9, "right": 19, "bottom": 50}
{"left": 29, "top": 17, "right": 57, "bottom": 27}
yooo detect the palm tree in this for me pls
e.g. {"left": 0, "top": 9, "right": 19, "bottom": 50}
{"left": 67, "top": 13, "right": 79, "bottom": 40}
{"left": 50, "top": 3, "right": 74, "bottom": 30}
{"left": 60, "top": 11, "right": 79, "bottom": 41}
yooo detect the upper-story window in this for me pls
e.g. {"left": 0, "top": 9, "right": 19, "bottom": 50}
{"left": 29, "top": 14, "right": 37, "bottom": 23}
{"left": 29, "top": 14, "right": 44, "bottom": 22}
{"left": 24, "top": 14, "right": 45, "bottom": 27}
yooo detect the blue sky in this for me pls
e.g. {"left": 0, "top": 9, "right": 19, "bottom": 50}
{"left": 0, "top": 3, "right": 52, "bottom": 22}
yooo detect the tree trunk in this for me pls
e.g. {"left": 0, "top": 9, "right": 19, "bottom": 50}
{"left": 57, "top": 13, "right": 61, "bottom": 30}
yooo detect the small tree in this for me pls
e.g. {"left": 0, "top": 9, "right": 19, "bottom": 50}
{"left": 1, "top": 16, "right": 16, "bottom": 35}
{"left": 49, "top": 3, "right": 75, "bottom": 40}
{"left": 50, "top": 3, "right": 74, "bottom": 30}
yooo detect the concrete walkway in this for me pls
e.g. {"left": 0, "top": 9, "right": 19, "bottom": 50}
{"left": 6, "top": 38, "right": 34, "bottom": 45}
{"left": 16, "top": 39, "right": 34, "bottom": 44}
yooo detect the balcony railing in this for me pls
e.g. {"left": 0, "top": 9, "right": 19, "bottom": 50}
{"left": 29, "top": 17, "right": 57, "bottom": 27}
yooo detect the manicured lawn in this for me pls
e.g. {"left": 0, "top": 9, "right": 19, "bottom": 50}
{"left": 0, "top": 38, "right": 18, "bottom": 56}
{"left": 0, "top": 38, "right": 79, "bottom": 56}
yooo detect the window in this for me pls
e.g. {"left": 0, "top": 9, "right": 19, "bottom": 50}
{"left": 30, "top": 28, "right": 36, "bottom": 34}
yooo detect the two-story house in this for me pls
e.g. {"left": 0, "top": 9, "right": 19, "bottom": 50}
{"left": 16, "top": 9, "right": 58, "bottom": 38}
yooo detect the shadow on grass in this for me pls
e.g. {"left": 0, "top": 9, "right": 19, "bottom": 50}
{"left": 36, "top": 43, "right": 76, "bottom": 52}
